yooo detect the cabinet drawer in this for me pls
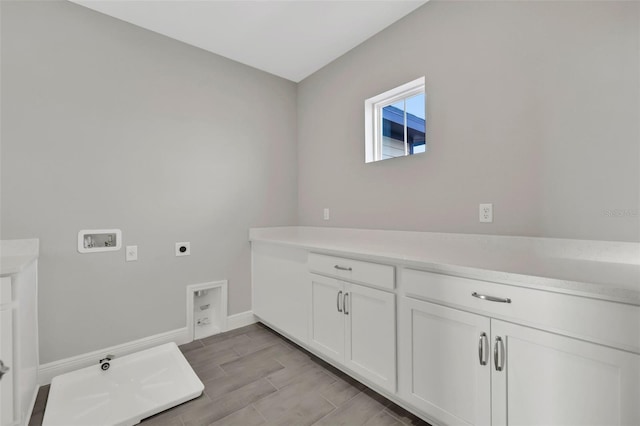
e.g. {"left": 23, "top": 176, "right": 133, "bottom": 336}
{"left": 403, "top": 268, "right": 640, "bottom": 353}
{"left": 309, "top": 253, "right": 395, "bottom": 290}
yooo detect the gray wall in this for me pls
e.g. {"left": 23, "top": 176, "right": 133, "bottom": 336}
{"left": 298, "top": 1, "right": 640, "bottom": 242}
{"left": 1, "top": 1, "right": 298, "bottom": 363}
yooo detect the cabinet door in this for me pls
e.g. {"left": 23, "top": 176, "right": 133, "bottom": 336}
{"left": 344, "top": 283, "right": 396, "bottom": 392}
{"left": 309, "top": 274, "right": 344, "bottom": 363}
{"left": 492, "top": 320, "right": 640, "bottom": 426}
{"left": 399, "top": 297, "right": 491, "bottom": 426}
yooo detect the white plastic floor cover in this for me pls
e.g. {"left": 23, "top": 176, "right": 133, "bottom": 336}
{"left": 42, "top": 342, "right": 204, "bottom": 426}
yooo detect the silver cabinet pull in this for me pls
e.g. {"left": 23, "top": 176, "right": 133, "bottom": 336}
{"left": 478, "top": 332, "right": 488, "bottom": 366}
{"left": 494, "top": 336, "right": 505, "bottom": 371}
{"left": 343, "top": 293, "right": 349, "bottom": 315}
{"left": 472, "top": 292, "right": 511, "bottom": 304}
{"left": 337, "top": 290, "right": 343, "bottom": 313}
{"left": 334, "top": 265, "right": 353, "bottom": 271}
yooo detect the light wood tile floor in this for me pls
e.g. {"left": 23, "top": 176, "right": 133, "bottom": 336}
{"left": 29, "top": 323, "right": 431, "bottom": 426}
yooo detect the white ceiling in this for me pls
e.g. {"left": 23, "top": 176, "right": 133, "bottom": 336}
{"left": 69, "top": 0, "right": 428, "bottom": 82}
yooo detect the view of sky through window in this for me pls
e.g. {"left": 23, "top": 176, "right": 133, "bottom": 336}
{"left": 405, "top": 93, "right": 425, "bottom": 119}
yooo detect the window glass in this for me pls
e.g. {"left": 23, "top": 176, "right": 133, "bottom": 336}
{"left": 364, "top": 77, "right": 426, "bottom": 163}
{"left": 406, "top": 93, "right": 425, "bottom": 155}
{"left": 381, "top": 100, "right": 406, "bottom": 160}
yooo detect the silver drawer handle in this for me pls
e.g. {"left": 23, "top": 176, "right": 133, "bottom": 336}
{"left": 472, "top": 292, "right": 511, "bottom": 304}
{"left": 337, "top": 290, "right": 343, "bottom": 313}
{"left": 343, "top": 293, "right": 349, "bottom": 315}
{"left": 334, "top": 265, "right": 352, "bottom": 271}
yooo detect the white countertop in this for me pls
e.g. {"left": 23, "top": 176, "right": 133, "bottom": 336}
{"left": 249, "top": 227, "right": 640, "bottom": 305}
{"left": 1, "top": 239, "right": 39, "bottom": 276}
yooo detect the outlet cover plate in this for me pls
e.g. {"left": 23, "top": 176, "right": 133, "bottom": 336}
{"left": 479, "top": 203, "right": 493, "bottom": 223}
{"left": 126, "top": 245, "right": 138, "bottom": 261}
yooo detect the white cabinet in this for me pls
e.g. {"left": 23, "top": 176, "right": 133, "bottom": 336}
{"left": 399, "top": 297, "right": 491, "bottom": 426}
{"left": 308, "top": 255, "right": 397, "bottom": 393}
{"left": 309, "top": 274, "right": 396, "bottom": 392}
{"left": 252, "top": 242, "right": 309, "bottom": 343}
{"left": 399, "top": 271, "right": 640, "bottom": 426}
{"left": 345, "top": 281, "right": 395, "bottom": 392}
{"left": 491, "top": 320, "right": 640, "bottom": 426}
{"left": 253, "top": 248, "right": 397, "bottom": 393}
{"left": 400, "top": 296, "right": 640, "bottom": 426}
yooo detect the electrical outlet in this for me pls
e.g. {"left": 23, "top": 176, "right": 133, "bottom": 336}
{"left": 323, "top": 208, "right": 330, "bottom": 220}
{"left": 479, "top": 203, "right": 493, "bottom": 223}
{"left": 126, "top": 245, "right": 138, "bottom": 262}
{"left": 176, "top": 242, "right": 190, "bottom": 256}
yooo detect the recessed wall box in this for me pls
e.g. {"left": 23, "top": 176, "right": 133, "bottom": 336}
{"left": 78, "top": 229, "right": 122, "bottom": 253}
{"left": 186, "top": 281, "right": 228, "bottom": 341}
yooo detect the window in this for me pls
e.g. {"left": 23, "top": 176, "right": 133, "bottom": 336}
{"left": 364, "top": 77, "right": 426, "bottom": 163}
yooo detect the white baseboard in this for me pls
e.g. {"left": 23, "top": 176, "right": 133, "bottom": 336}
{"left": 226, "top": 310, "right": 256, "bottom": 331}
{"left": 38, "top": 327, "right": 190, "bottom": 385}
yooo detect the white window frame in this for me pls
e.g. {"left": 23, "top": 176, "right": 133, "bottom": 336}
{"left": 364, "top": 76, "right": 425, "bottom": 163}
